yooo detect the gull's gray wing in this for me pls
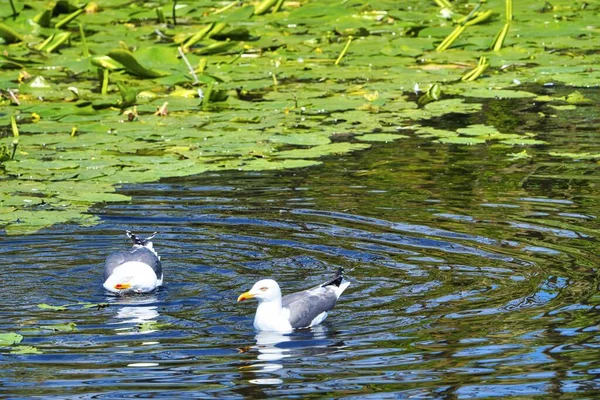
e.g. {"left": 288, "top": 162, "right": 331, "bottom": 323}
{"left": 104, "top": 247, "right": 162, "bottom": 280}
{"left": 282, "top": 287, "right": 339, "bottom": 329}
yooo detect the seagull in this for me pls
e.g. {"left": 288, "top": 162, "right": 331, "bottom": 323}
{"left": 103, "top": 231, "right": 163, "bottom": 294}
{"left": 237, "top": 267, "right": 350, "bottom": 332}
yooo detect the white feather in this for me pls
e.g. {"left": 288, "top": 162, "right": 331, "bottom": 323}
{"left": 103, "top": 261, "right": 161, "bottom": 294}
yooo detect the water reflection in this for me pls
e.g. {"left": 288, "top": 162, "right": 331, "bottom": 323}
{"left": 243, "top": 326, "right": 343, "bottom": 386}
{"left": 246, "top": 331, "right": 290, "bottom": 385}
{"left": 108, "top": 294, "right": 160, "bottom": 334}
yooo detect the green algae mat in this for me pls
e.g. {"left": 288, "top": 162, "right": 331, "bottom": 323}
{"left": 0, "top": 0, "right": 598, "bottom": 234}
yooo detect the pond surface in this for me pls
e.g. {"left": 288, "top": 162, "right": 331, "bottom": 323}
{"left": 2, "top": 94, "right": 600, "bottom": 399}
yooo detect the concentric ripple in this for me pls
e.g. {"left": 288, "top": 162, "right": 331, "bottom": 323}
{"left": 2, "top": 142, "right": 600, "bottom": 398}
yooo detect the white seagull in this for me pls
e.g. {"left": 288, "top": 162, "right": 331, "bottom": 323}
{"left": 103, "top": 231, "right": 163, "bottom": 294}
{"left": 237, "top": 267, "right": 350, "bottom": 332}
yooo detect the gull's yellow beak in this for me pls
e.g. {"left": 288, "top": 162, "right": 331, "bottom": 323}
{"left": 115, "top": 283, "right": 131, "bottom": 290}
{"left": 237, "top": 291, "right": 254, "bottom": 302}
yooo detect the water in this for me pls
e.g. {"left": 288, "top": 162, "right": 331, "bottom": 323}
{"left": 2, "top": 97, "right": 600, "bottom": 398}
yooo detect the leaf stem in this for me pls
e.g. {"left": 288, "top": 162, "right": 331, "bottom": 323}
{"left": 9, "top": 0, "right": 17, "bottom": 18}
{"left": 79, "top": 23, "right": 89, "bottom": 57}
{"left": 10, "top": 115, "right": 19, "bottom": 138}
{"left": 335, "top": 36, "right": 353, "bottom": 65}
{"left": 55, "top": 7, "right": 85, "bottom": 29}
{"left": 202, "top": 82, "right": 214, "bottom": 110}
{"left": 178, "top": 46, "right": 199, "bottom": 84}
{"left": 101, "top": 68, "right": 109, "bottom": 95}
{"left": 173, "top": 0, "right": 178, "bottom": 26}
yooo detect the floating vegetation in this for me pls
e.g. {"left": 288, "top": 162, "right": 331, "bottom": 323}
{"left": 0, "top": 332, "right": 23, "bottom": 346}
{"left": 137, "top": 321, "right": 172, "bottom": 333}
{"left": 40, "top": 322, "right": 77, "bottom": 332}
{"left": 38, "top": 302, "right": 109, "bottom": 311}
{"left": 10, "top": 345, "right": 43, "bottom": 354}
{"left": 0, "top": 0, "right": 598, "bottom": 233}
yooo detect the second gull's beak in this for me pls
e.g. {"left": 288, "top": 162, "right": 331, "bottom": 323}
{"left": 115, "top": 283, "right": 131, "bottom": 290}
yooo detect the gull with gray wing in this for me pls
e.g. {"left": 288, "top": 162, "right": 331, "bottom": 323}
{"left": 237, "top": 267, "right": 350, "bottom": 332}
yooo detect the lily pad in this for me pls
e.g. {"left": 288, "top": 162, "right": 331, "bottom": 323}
{"left": 107, "top": 49, "right": 168, "bottom": 78}
{"left": 11, "top": 345, "right": 43, "bottom": 354}
{"left": 40, "top": 323, "right": 77, "bottom": 332}
{"left": 462, "top": 89, "right": 538, "bottom": 99}
{"left": 37, "top": 303, "right": 68, "bottom": 311}
{"left": 138, "top": 321, "right": 172, "bottom": 333}
{"left": 356, "top": 133, "right": 409, "bottom": 142}
{"left": 438, "top": 136, "right": 487, "bottom": 145}
{"left": 275, "top": 143, "right": 371, "bottom": 159}
{"left": 0, "top": 332, "right": 23, "bottom": 346}
{"left": 456, "top": 124, "right": 499, "bottom": 137}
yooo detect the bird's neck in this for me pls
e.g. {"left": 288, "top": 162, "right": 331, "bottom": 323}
{"left": 254, "top": 298, "right": 290, "bottom": 332}
{"left": 256, "top": 298, "right": 283, "bottom": 315}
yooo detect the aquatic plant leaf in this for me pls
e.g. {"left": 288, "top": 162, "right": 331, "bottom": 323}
{"left": 0, "top": 332, "right": 23, "bottom": 346}
{"left": 415, "top": 127, "right": 458, "bottom": 138}
{"left": 37, "top": 303, "right": 68, "bottom": 311}
{"left": 549, "top": 152, "right": 600, "bottom": 160}
{"left": 456, "top": 124, "right": 499, "bottom": 136}
{"left": 56, "top": 192, "right": 131, "bottom": 203}
{"left": 507, "top": 150, "right": 531, "bottom": 160}
{"left": 137, "top": 321, "right": 172, "bottom": 333}
{"left": 499, "top": 138, "right": 547, "bottom": 146}
{"left": 237, "top": 158, "right": 322, "bottom": 171}
{"left": 438, "top": 136, "right": 487, "bottom": 145}
{"left": 107, "top": 49, "right": 167, "bottom": 78}
{"left": 11, "top": 345, "right": 43, "bottom": 354}
{"left": 275, "top": 143, "right": 371, "bottom": 159}
{"left": 462, "top": 89, "right": 537, "bottom": 99}
{"left": 270, "top": 134, "right": 331, "bottom": 146}
{"left": 423, "top": 99, "right": 482, "bottom": 115}
{"left": 40, "top": 323, "right": 77, "bottom": 332}
{"left": 194, "top": 40, "right": 237, "bottom": 55}
{"left": 80, "top": 302, "right": 109, "bottom": 309}
{"left": 565, "top": 91, "right": 592, "bottom": 104}
{"left": 0, "top": 23, "right": 24, "bottom": 43}
{"left": 356, "top": 134, "right": 409, "bottom": 142}
{"left": 548, "top": 105, "right": 576, "bottom": 111}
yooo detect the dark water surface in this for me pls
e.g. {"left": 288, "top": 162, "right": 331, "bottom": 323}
{"left": 2, "top": 97, "right": 600, "bottom": 398}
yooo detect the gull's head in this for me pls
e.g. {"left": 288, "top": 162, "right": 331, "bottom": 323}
{"left": 237, "top": 279, "right": 281, "bottom": 303}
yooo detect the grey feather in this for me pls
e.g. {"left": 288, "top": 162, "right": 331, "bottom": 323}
{"left": 104, "top": 246, "right": 161, "bottom": 280}
{"left": 283, "top": 287, "right": 339, "bottom": 328}
{"left": 282, "top": 267, "right": 346, "bottom": 328}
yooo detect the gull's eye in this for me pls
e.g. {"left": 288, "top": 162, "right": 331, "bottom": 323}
{"left": 260, "top": 287, "right": 268, "bottom": 291}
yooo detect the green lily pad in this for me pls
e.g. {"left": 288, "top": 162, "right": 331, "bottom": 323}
{"left": 356, "top": 133, "right": 409, "bottom": 142}
{"left": 438, "top": 136, "right": 487, "bottom": 145}
{"left": 275, "top": 143, "right": 371, "bottom": 159}
{"left": 461, "top": 89, "right": 537, "bottom": 99}
{"left": 500, "top": 138, "right": 547, "bottom": 146}
{"left": 0, "top": 332, "right": 23, "bottom": 346}
{"left": 138, "top": 321, "right": 172, "bottom": 333}
{"left": 37, "top": 303, "right": 68, "bottom": 311}
{"left": 565, "top": 91, "right": 592, "bottom": 104}
{"left": 11, "top": 345, "right": 43, "bottom": 354}
{"left": 56, "top": 192, "right": 131, "bottom": 203}
{"left": 456, "top": 124, "right": 499, "bottom": 136}
{"left": 270, "top": 134, "right": 331, "bottom": 146}
{"left": 549, "top": 152, "right": 600, "bottom": 160}
{"left": 107, "top": 49, "right": 168, "bottom": 78}
{"left": 507, "top": 150, "right": 532, "bottom": 160}
{"left": 40, "top": 323, "right": 77, "bottom": 332}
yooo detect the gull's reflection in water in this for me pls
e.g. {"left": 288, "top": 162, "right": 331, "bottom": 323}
{"left": 106, "top": 294, "right": 160, "bottom": 335}
{"left": 244, "top": 326, "right": 331, "bottom": 386}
